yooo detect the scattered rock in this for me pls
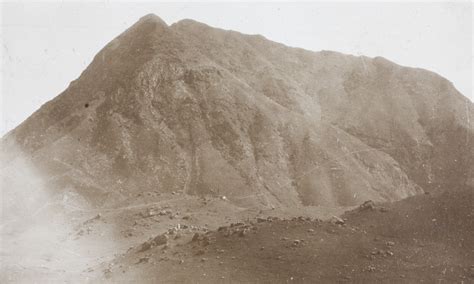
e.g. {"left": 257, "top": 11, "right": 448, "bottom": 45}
{"left": 201, "top": 236, "right": 211, "bottom": 246}
{"left": 359, "top": 200, "right": 376, "bottom": 211}
{"left": 103, "top": 267, "right": 112, "bottom": 276}
{"left": 141, "top": 209, "right": 158, "bottom": 218}
{"left": 217, "top": 226, "right": 228, "bottom": 232}
{"left": 158, "top": 209, "right": 171, "bottom": 216}
{"left": 292, "top": 240, "right": 302, "bottom": 247}
{"left": 366, "top": 265, "right": 376, "bottom": 272}
{"left": 152, "top": 234, "right": 169, "bottom": 246}
{"left": 238, "top": 229, "right": 248, "bottom": 237}
{"left": 330, "top": 216, "right": 345, "bottom": 225}
{"left": 139, "top": 233, "right": 169, "bottom": 252}
{"left": 192, "top": 233, "right": 201, "bottom": 242}
{"left": 139, "top": 242, "right": 153, "bottom": 252}
{"left": 365, "top": 254, "right": 375, "bottom": 260}
{"left": 137, "top": 257, "right": 149, "bottom": 264}
{"left": 256, "top": 217, "right": 267, "bottom": 223}
{"left": 83, "top": 213, "right": 101, "bottom": 224}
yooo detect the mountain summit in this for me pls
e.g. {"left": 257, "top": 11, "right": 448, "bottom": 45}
{"left": 3, "top": 14, "right": 473, "bottom": 209}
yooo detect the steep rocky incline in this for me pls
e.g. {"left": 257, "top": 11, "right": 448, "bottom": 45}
{"left": 2, "top": 14, "right": 472, "bottom": 208}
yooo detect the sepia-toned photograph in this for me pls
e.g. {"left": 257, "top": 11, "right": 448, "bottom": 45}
{"left": 1, "top": 1, "right": 473, "bottom": 283}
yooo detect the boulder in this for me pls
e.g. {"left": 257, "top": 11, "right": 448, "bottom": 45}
{"left": 152, "top": 234, "right": 169, "bottom": 246}
{"left": 192, "top": 233, "right": 201, "bottom": 242}
{"left": 359, "top": 200, "right": 376, "bottom": 211}
{"left": 330, "top": 216, "right": 345, "bottom": 225}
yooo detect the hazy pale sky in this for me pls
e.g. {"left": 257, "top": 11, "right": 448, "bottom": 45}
{"left": 1, "top": 1, "right": 472, "bottom": 135}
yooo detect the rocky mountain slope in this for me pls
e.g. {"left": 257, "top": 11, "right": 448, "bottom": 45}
{"left": 2, "top": 14, "right": 473, "bottom": 209}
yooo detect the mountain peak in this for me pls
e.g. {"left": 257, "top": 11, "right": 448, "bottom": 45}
{"left": 171, "top": 18, "right": 211, "bottom": 31}
{"left": 4, "top": 13, "right": 473, "bottom": 211}
{"left": 137, "top": 13, "right": 167, "bottom": 26}
{"left": 174, "top": 18, "right": 204, "bottom": 26}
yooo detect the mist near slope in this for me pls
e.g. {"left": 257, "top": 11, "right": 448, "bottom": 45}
{"left": 0, "top": 144, "right": 111, "bottom": 283}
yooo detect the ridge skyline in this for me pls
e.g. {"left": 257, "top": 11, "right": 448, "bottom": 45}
{"left": 2, "top": 3, "right": 472, "bottom": 135}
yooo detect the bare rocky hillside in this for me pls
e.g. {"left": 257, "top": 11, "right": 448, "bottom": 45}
{"left": 2, "top": 13, "right": 473, "bottom": 209}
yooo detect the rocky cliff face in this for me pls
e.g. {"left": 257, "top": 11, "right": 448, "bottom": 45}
{"left": 3, "top": 14, "right": 473, "bottom": 208}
